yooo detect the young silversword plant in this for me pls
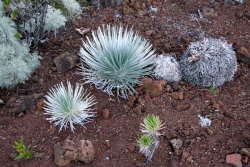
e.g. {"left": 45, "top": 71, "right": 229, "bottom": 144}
{"left": 138, "top": 115, "right": 165, "bottom": 162}
{"left": 13, "top": 138, "right": 32, "bottom": 160}
{"left": 209, "top": 85, "right": 218, "bottom": 96}
{"left": 79, "top": 25, "right": 156, "bottom": 99}
{"left": 44, "top": 81, "right": 96, "bottom": 132}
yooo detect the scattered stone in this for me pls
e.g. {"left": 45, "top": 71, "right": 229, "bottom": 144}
{"left": 175, "top": 102, "right": 190, "bottom": 111}
{"left": 223, "top": 110, "right": 237, "bottom": 119}
{"left": 122, "top": 7, "right": 134, "bottom": 15}
{"left": 241, "top": 156, "right": 248, "bottom": 164}
{"left": 145, "top": 30, "right": 153, "bottom": 36}
{"left": 226, "top": 153, "right": 243, "bottom": 167}
{"left": 75, "top": 27, "right": 90, "bottom": 35}
{"left": 9, "top": 152, "right": 17, "bottom": 159}
{"left": 170, "top": 138, "right": 183, "bottom": 149}
{"left": 142, "top": 77, "right": 153, "bottom": 87}
{"left": 187, "top": 156, "right": 193, "bottom": 162}
{"left": 11, "top": 93, "right": 44, "bottom": 116}
{"left": 76, "top": 140, "right": 95, "bottom": 163}
{"left": 0, "top": 99, "right": 4, "bottom": 105}
{"left": 127, "top": 144, "right": 136, "bottom": 152}
{"left": 245, "top": 11, "right": 250, "bottom": 19}
{"left": 127, "top": 96, "right": 136, "bottom": 108}
{"left": 212, "top": 103, "right": 220, "bottom": 111}
{"left": 181, "top": 151, "right": 191, "bottom": 160}
{"left": 148, "top": 80, "right": 166, "bottom": 97}
{"left": 169, "top": 92, "right": 184, "bottom": 100}
{"left": 142, "top": 78, "right": 166, "bottom": 97}
{"left": 53, "top": 138, "right": 95, "bottom": 166}
{"left": 206, "top": 129, "right": 214, "bottom": 135}
{"left": 137, "top": 97, "right": 145, "bottom": 106}
{"left": 53, "top": 52, "right": 79, "bottom": 72}
{"left": 54, "top": 143, "right": 71, "bottom": 166}
{"left": 166, "top": 84, "right": 173, "bottom": 93}
{"left": 34, "top": 152, "right": 46, "bottom": 158}
{"left": 202, "top": 7, "right": 218, "bottom": 19}
{"left": 101, "top": 109, "right": 110, "bottom": 119}
{"left": 242, "top": 131, "right": 250, "bottom": 144}
{"left": 240, "top": 148, "right": 250, "bottom": 157}
{"left": 105, "top": 140, "right": 111, "bottom": 148}
{"left": 237, "top": 47, "right": 250, "bottom": 65}
{"left": 170, "top": 154, "right": 180, "bottom": 167}
{"left": 171, "top": 83, "right": 180, "bottom": 91}
{"left": 174, "top": 149, "right": 183, "bottom": 156}
{"left": 133, "top": 105, "right": 142, "bottom": 115}
{"left": 36, "top": 99, "right": 45, "bottom": 111}
{"left": 133, "top": 1, "right": 140, "bottom": 11}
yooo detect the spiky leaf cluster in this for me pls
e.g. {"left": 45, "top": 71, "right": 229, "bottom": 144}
{"left": 141, "top": 114, "right": 165, "bottom": 136}
{"left": 44, "top": 81, "right": 96, "bottom": 132}
{"left": 179, "top": 37, "right": 237, "bottom": 87}
{"left": 153, "top": 54, "right": 181, "bottom": 82}
{"left": 0, "top": 16, "right": 40, "bottom": 88}
{"left": 79, "top": 25, "right": 156, "bottom": 99}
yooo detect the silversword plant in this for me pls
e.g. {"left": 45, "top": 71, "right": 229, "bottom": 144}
{"left": 180, "top": 37, "right": 237, "bottom": 87}
{"left": 44, "top": 81, "right": 96, "bottom": 132}
{"left": 79, "top": 25, "right": 156, "bottom": 99}
{"left": 138, "top": 115, "right": 165, "bottom": 162}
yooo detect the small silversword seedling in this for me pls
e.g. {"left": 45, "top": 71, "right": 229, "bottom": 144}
{"left": 13, "top": 138, "right": 32, "bottom": 160}
{"left": 138, "top": 114, "right": 165, "bottom": 162}
{"left": 209, "top": 85, "right": 218, "bottom": 96}
{"left": 79, "top": 25, "right": 156, "bottom": 99}
{"left": 44, "top": 81, "right": 96, "bottom": 132}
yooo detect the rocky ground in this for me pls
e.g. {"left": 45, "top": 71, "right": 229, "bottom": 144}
{"left": 0, "top": 0, "right": 250, "bottom": 166}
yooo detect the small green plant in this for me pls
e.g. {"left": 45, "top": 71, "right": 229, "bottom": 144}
{"left": 138, "top": 114, "right": 165, "bottom": 162}
{"left": 209, "top": 86, "right": 218, "bottom": 96}
{"left": 13, "top": 138, "right": 32, "bottom": 160}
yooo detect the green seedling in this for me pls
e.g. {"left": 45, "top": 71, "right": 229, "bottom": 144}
{"left": 11, "top": 8, "right": 19, "bottom": 20}
{"left": 209, "top": 86, "right": 218, "bottom": 96}
{"left": 138, "top": 134, "right": 153, "bottom": 148}
{"left": 14, "top": 32, "right": 22, "bottom": 40}
{"left": 13, "top": 138, "right": 32, "bottom": 160}
{"left": 141, "top": 114, "right": 165, "bottom": 135}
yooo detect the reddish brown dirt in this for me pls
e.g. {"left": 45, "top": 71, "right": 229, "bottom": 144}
{"left": 0, "top": 0, "right": 250, "bottom": 167}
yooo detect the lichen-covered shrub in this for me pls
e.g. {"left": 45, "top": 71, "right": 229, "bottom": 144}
{"left": 79, "top": 25, "right": 156, "bottom": 99}
{"left": 153, "top": 55, "right": 181, "bottom": 82}
{"left": 0, "top": 16, "right": 40, "bottom": 88}
{"left": 44, "top": 5, "right": 67, "bottom": 32}
{"left": 0, "top": 0, "right": 3, "bottom": 16}
{"left": 60, "top": 0, "right": 82, "bottom": 17}
{"left": 179, "top": 38, "right": 237, "bottom": 87}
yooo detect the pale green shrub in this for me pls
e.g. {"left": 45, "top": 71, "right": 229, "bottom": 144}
{"left": 0, "top": 16, "right": 40, "bottom": 88}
